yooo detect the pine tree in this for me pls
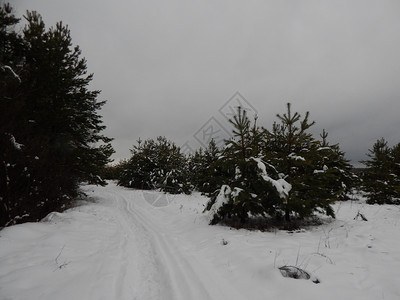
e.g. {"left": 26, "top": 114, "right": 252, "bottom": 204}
{"left": 264, "top": 104, "right": 340, "bottom": 221}
{"left": 0, "top": 3, "right": 25, "bottom": 226}
{"left": 205, "top": 107, "right": 284, "bottom": 224}
{"left": 118, "top": 137, "right": 191, "bottom": 194}
{"left": 390, "top": 143, "right": 400, "bottom": 199}
{"left": 0, "top": 5, "right": 113, "bottom": 226}
{"left": 362, "top": 138, "right": 400, "bottom": 204}
{"left": 316, "top": 129, "right": 355, "bottom": 200}
{"left": 21, "top": 11, "right": 114, "bottom": 185}
{"left": 188, "top": 139, "right": 221, "bottom": 195}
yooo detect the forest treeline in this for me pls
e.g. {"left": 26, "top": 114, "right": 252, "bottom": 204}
{"left": 111, "top": 104, "right": 400, "bottom": 229}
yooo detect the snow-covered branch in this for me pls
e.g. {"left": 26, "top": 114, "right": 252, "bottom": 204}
{"left": 1, "top": 65, "right": 21, "bottom": 83}
{"left": 251, "top": 157, "right": 292, "bottom": 199}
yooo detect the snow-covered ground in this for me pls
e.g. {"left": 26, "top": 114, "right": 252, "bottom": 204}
{"left": 1, "top": 182, "right": 400, "bottom": 300}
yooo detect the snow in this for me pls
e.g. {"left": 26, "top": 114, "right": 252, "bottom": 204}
{"left": 314, "top": 165, "right": 329, "bottom": 174}
{"left": 9, "top": 134, "right": 23, "bottom": 150}
{"left": 234, "top": 166, "right": 241, "bottom": 180}
{"left": 1, "top": 65, "right": 21, "bottom": 83}
{"left": 1, "top": 183, "right": 400, "bottom": 300}
{"left": 208, "top": 185, "right": 231, "bottom": 221}
{"left": 251, "top": 157, "right": 292, "bottom": 199}
{"left": 230, "top": 187, "right": 243, "bottom": 198}
{"left": 288, "top": 153, "right": 306, "bottom": 161}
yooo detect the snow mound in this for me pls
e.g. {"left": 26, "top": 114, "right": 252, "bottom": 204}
{"left": 41, "top": 212, "right": 69, "bottom": 224}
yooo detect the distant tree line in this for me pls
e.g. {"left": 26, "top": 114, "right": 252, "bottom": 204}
{"left": 0, "top": 3, "right": 113, "bottom": 227}
{"left": 115, "top": 103, "right": 400, "bottom": 228}
{"left": 116, "top": 104, "right": 359, "bottom": 228}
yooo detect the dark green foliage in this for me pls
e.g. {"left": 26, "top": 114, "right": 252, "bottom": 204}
{"left": 391, "top": 143, "right": 400, "bottom": 199}
{"left": 361, "top": 138, "right": 400, "bottom": 204}
{"left": 264, "top": 104, "right": 354, "bottom": 221}
{"left": 316, "top": 129, "right": 355, "bottom": 200}
{"left": 118, "top": 137, "right": 191, "bottom": 194}
{"left": 206, "top": 104, "right": 352, "bottom": 227}
{"left": 99, "top": 162, "right": 125, "bottom": 181}
{"left": 205, "top": 108, "right": 283, "bottom": 224}
{"left": 188, "top": 139, "right": 221, "bottom": 195}
{"left": 0, "top": 4, "right": 113, "bottom": 226}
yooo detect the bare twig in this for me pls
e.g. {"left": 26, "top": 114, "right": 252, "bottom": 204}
{"left": 273, "top": 250, "right": 280, "bottom": 268}
{"left": 311, "top": 252, "right": 335, "bottom": 264}
{"left": 295, "top": 246, "right": 301, "bottom": 266}
{"left": 53, "top": 245, "right": 70, "bottom": 271}
{"left": 55, "top": 245, "right": 65, "bottom": 265}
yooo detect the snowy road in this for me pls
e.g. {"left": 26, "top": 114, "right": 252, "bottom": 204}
{"left": 1, "top": 182, "right": 400, "bottom": 300}
{"left": 0, "top": 183, "right": 243, "bottom": 300}
{"left": 100, "top": 186, "right": 241, "bottom": 300}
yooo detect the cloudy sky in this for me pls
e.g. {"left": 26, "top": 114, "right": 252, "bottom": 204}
{"left": 13, "top": 0, "right": 400, "bottom": 166}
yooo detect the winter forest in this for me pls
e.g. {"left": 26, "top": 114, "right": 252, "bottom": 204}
{"left": 1, "top": 3, "right": 400, "bottom": 300}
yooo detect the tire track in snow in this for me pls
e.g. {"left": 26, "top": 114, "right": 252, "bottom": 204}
{"left": 125, "top": 195, "right": 212, "bottom": 300}
{"left": 101, "top": 190, "right": 172, "bottom": 300}
{"left": 105, "top": 186, "right": 242, "bottom": 300}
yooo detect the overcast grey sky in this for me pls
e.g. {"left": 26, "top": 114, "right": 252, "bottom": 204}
{"left": 13, "top": 0, "right": 400, "bottom": 166}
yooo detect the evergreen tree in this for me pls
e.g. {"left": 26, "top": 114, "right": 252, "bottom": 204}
{"left": 0, "top": 4, "right": 113, "bottom": 226}
{"left": 0, "top": 3, "right": 24, "bottom": 226}
{"left": 187, "top": 148, "right": 205, "bottom": 190}
{"left": 390, "top": 143, "right": 400, "bottom": 199}
{"left": 21, "top": 11, "right": 114, "bottom": 185}
{"left": 205, "top": 107, "right": 285, "bottom": 224}
{"left": 362, "top": 138, "right": 400, "bottom": 204}
{"left": 188, "top": 139, "right": 221, "bottom": 195}
{"left": 205, "top": 104, "right": 351, "bottom": 227}
{"left": 118, "top": 137, "right": 191, "bottom": 194}
{"left": 264, "top": 104, "right": 342, "bottom": 221}
{"left": 316, "top": 129, "right": 355, "bottom": 200}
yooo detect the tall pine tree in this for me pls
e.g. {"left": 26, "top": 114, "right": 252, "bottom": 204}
{"left": 0, "top": 5, "right": 113, "bottom": 226}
